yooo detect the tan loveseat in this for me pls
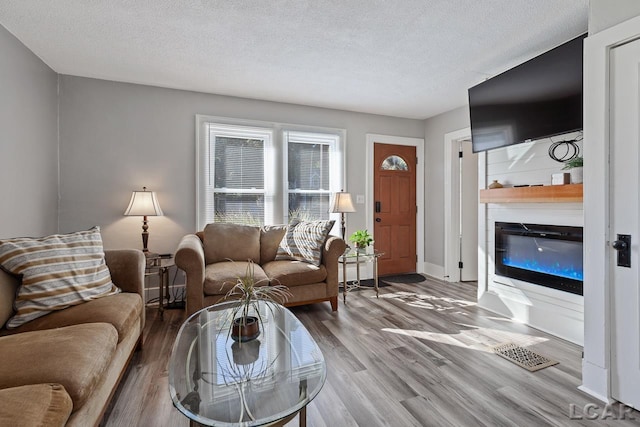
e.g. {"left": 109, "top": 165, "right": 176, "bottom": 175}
{"left": 0, "top": 249, "right": 145, "bottom": 427}
{"left": 175, "top": 223, "right": 346, "bottom": 317}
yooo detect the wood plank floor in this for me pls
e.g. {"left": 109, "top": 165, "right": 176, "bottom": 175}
{"left": 103, "top": 277, "right": 640, "bottom": 426}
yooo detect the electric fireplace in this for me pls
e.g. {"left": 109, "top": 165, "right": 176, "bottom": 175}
{"left": 495, "top": 222, "right": 583, "bottom": 295}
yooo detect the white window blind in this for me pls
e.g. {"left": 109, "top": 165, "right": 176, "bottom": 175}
{"left": 213, "top": 137, "right": 264, "bottom": 189}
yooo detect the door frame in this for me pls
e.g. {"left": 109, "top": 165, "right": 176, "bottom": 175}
{"left": 443, "top": 127, "right": 475, "bottom": 282}
{"left": 582, "top": 14, "right": 640, "bottom": 404}
{"left": 366, "top": 134, "right": 425, "bottom": 275}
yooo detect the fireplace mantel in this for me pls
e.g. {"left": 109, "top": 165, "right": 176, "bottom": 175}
{"left": 479, "top": 184, "right": 583, "bottom": 203}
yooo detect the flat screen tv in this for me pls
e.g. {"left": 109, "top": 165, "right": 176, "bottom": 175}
{"left": 469, "top": 34, "right": 585, "bottom": 153}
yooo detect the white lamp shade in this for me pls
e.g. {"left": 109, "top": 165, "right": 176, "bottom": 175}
{"left": 124, "top": 188, "right": 163, "bottom": 216}
{"left": 330, "top": 192, "right": 356, "bottom": 213}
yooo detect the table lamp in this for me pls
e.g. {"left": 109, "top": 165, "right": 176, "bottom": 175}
{"left": 124, "top": 186, "right": 163, "bottom": 256}
{"left": 330, "top": 190, "right": 356, "bottom": 241}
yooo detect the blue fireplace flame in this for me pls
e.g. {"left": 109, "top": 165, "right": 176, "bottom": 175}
{"left": 501, "top": 235, "right": 583, "bottom": 281}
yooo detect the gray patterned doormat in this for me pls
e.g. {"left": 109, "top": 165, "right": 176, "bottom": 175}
{"left": 493, "top": 342, "right": 559, "bottom": 372}
{"left": 362, "top": 273, "right": 427, "bottom": 287}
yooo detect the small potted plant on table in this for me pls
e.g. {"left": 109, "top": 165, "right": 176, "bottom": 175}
{"left": 224, "top": 261, "right": 291, "bottom": 342}
{"left": 349, "top": 229, "right": 374, "bottom": 252}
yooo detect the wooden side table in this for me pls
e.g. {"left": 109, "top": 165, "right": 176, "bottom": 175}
{"left": 145, "top": 255, "right": 174, "bottom": 318}
{"left": 338, "top": 249, "right": 383, "bottom": 303}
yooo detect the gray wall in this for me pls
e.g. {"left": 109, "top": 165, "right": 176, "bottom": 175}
{"left": 0, "top": 25, "right": 58, "bottom": 238}
{"left": 589, "top": 0, "right": 640, "bottom": 34}
{"left": 423, "top": 106, "right": 470, "bottom": 268}
{"left": 58, "top": 76, "right": 425, "bottom": 253}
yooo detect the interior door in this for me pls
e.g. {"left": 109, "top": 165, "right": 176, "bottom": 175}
{"left": 374, "top": 143, "right": 417, "bottom": 276}
{"left": 610, "top": 37, "right": 640, "bottom": 409}
{"left": 460, "top": 140, "right": 478, "bottom": 281}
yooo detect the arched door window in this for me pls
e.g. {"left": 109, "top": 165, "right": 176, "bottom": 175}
{"left": 380, "top": 155, "right": 409, "bottom": 171}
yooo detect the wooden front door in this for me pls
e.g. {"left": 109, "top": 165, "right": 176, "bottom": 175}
{"left": 374, "top": 143, "right": 417, "bottom": 276}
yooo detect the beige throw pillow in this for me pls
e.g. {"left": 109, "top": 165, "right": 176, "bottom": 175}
{"left": 275, "top": 219, "right": 335, "bottom": 266}
{"left": 260, "top": 225, "right": 287, "bottom": 264}
{"left": 0, "top": 227, "right": 120, "bottom": 329}
{"left": 203, "top": 223, "right": 261, "bottom": 264}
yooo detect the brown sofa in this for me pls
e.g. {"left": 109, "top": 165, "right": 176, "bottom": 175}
{"left": 175, "top": 223, "right": 346, "bottom": 317}
{"left": 0, "top": 249, "right": 145, "bottom": 427}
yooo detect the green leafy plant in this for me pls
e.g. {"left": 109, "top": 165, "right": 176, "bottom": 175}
{"left": 562, "top": 156, "right": 583, "bottom": 170}
{"left": 349, "top": 229, "right": 373, "bottom": 249}
{"left": 223, "top": 261, "right": 291, "bottom": 341}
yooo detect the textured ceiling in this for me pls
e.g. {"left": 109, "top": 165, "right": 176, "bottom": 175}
{"left": 0, "top": 1, "right": 588, "bottom": 119}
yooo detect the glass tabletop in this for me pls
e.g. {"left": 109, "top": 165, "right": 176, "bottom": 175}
{"left": 145, "top": 256, "right": 174, "bottom": 270}
{"left": 339, "top": 248, "right": 383, "bottom": 263}
{"left": 169, "top": 300, "right": 326, "bottom": 426}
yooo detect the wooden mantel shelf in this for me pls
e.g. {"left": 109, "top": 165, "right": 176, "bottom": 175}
{"left": 479, "top": 184, "right": 583, "bottom": 203}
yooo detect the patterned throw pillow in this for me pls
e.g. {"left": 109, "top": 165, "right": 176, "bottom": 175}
{"left": 0, "top": 227, "right": 120, "bottom": 329}
{"left": 275, "top": 219, "right": 335, "bottom": 266}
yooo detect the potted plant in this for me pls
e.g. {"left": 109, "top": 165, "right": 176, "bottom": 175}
{"left": 349, "top": 229, "right": 373, "bottom": 251}
{"left": 224, "top": 261, "right": 291, "bottom": 342}
{"left": 562, "top": 156, "right": 583, "bottom": 184}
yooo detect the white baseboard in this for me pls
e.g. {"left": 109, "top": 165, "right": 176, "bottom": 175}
{"left": 577, "top": 386, "right": 612, "bottom": 404}
{"left": 423, "top": 262, "right": 445, "bottom": 280}
{"left": 579, "top": 361, "right": 611, "bottom": 403}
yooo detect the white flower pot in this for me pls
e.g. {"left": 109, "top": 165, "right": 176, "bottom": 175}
{"left": 570, "top": 166, "right": 583, "bottom": 184}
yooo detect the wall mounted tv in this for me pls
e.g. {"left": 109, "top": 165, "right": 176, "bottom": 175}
{"left": 469, "top": 34, "right": 585, "bottom": 153}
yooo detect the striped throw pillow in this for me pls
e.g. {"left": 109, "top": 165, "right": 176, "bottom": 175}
{"left": 0, "top": 227, "right": 120, "bottom": 329}
{"left": 275, "top": 219, "right": 335, "bottom": 266}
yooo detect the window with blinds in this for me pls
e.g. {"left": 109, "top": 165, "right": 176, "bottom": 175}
{"left": 213, "top": 136, "right": 265, "bottom": 224}
{"left": 286, "top": 131, "right": 337, "bottom": 222}
{"left": 200, "top": 124, "right": 272, "bottom": 226}
{"left": 196, "top": 116, "right": 345, "bottom": 229}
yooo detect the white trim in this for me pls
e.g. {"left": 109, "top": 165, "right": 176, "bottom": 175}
{"left": 366, "top": 133, "right": 425, "bottom": 275}
{"left": 443, "top": 127, "right": 472, "bottom": 282}
{"left": 577, "top": 386, "right": 613, "bottom": 405}
{"left": 582, "top": 14, "right": 640, "bottom": 403}
{"left": 195, "top": 115, "right": 206, "bottom": 230}
{"left": 477, "top": 151, "right": 488, "bottom": 300}
{"left": 423, "top": 262, "right": 445, "bottom": 280}
{"left": 579, "top": 359, "right": 614, "bottom": 405}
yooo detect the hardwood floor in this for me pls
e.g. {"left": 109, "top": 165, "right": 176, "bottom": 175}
{"left": 103, "top": 277, "right": 640, "bottom": 426}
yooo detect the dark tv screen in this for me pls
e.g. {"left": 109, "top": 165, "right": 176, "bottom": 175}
{"left": 469, "top": 34, "right": 585, "bottom": 153}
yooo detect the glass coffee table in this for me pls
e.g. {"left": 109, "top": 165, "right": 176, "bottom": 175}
{"left": 169, "top": 300, "right": 326, "bottom": 427}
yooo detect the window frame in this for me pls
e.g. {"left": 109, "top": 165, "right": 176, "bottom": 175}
{"left": 196, "top": 115, "right": 346, "bottom": 231}
{"left": 283, "top": 130, "right": 343, "bottom": 223}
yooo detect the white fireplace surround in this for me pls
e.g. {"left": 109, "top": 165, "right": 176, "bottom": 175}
{"left": 477, "top": 132, "right": 584, "bottom": 345}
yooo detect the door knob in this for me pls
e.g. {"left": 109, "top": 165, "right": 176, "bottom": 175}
{"left": 375, "top": 218, "right": 381, "bottom": 222}
{"left": 612, "top": 240, "right": 627, "bottom": 250}
{"left": 613, "top": 234, "right": 631, "bottom": 268}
